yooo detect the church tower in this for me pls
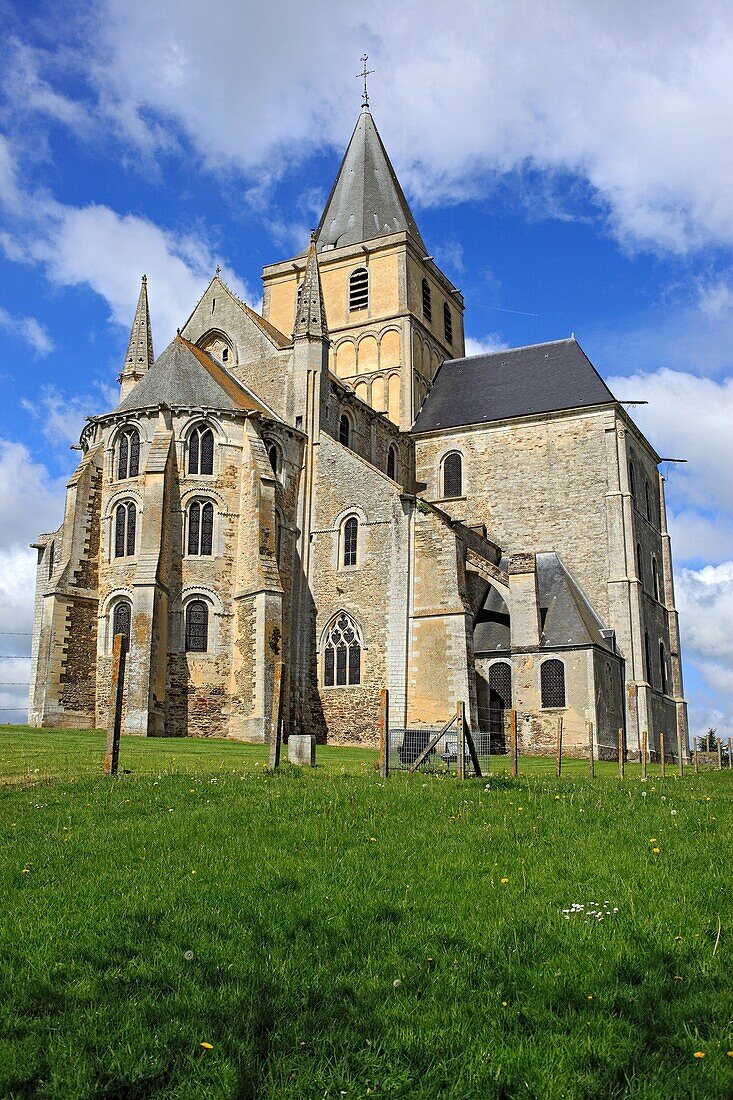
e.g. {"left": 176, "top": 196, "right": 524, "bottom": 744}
{"left": 261, "top": 107, "right": 464, "bottom": 429}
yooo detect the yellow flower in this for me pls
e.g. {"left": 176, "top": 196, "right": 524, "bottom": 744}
{"left": 369, "top": 837, "right": 377, "bottom": 842}
{"left": 693, "top": 1051, "right": 705, "bottom": 1059}
{"left": 727, "top": 1051, "right": 733, "bottom": 1057}
{"left": 652, "top": 847, "right": 661, "bottom": 854}
{"left": 21, "top": 867, "right": 30, "bottom": 874}
{"left": 649, "top": 838, "right": 657, "bottom": 843}
{"left": 587, "top": 995, "right": 593, "bottom": 1000}
{"left": 501, "top": 1000, "right": 508, "bottom": 1007}
{"left": 200, "top": 1042, "right": 213, "bottom": 1050}
{"left": 500, "top": 877, "right": 509, "bottom": 884}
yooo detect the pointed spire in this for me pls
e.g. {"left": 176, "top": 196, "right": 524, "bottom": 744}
{"left": 315, "top": 111, "right": 427, "bottom": 253}
{"left": 119, "top": 275, "right": 154, "bottom": 396}
{"left": 293, "top": 233, "right": 328, "bottom": 339}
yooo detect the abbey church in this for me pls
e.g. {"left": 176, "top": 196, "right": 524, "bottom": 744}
{"left": 28, "top": 105, "right": 688, "bottom": 760}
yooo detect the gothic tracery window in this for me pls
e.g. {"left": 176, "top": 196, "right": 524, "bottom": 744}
{"left": 114, "top": 502, "right": 136, "bottom": 558}
{"left": 117, "top": 428, "right": 140, "bottom": 480}
{"left": 185, "top": 599, "right": 209, "bottom": 653}
{"left": 541, "top": 659, "right": 566, "bottom": 708}
{"left": 323, "top": 613, "right": 361, "bottom": 687}
{"left": 187, "top": 500, "right": 214, "bottom": 556}
{"left": 188, "top": 425, "right": 214, "bottom": 475}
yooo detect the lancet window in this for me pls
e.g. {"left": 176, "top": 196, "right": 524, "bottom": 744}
{"left": 185, "top": 599, "right": 209, "bottom": 653}
{"left": 188, "top": 425, "right": 214, "bottom": 475}
{"left": 323, "top": 613, "right": 362, "bottom": 687}
{"left": 442, "top": 451, "right": 463, "bottom": 498}
{"left": 112, "top": 600, "right": 131, "bottom": 644}
{"left": 187, "top": 500, "right": 214, "bottom": 556}
{"left": 114, "top": 502, "right": 136, "bottom": 558}
{"left": 117, "top": 428, "right": 140, "bottom": 480}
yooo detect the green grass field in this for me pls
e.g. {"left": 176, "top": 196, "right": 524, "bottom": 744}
{"left": 1, "top": 727, "right": 731, "bottom": 1099}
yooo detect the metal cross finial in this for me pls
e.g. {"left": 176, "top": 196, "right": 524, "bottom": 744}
{"left": 357, "top": 54, "right": 375, "bottom": 110}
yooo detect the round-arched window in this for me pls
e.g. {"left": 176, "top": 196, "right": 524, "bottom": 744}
{"left": 188, "top": 425, "right": 214, "bottom": 475}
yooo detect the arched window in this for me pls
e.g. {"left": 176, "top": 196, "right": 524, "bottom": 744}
{"left": 636, "top": 542, "right": 644, "bottom": 587}
{"left": 422, "top": 278, "right": 432, "bottom": 322}
{"left": 323, "top": 613, "right": 361, "bottom": 687}
{"left": 645, "top": 481, "right": 652, "bottom": 522}
{"left": 489, "top": 661, "right": 512, "bottom": 709}
{"left": 112, "top": 600, "right": 131, "bottom": 644}
{"left": 644, "top": 631, "right": 652, "bottom": 684}
{"left": 221, "top": 347, "right": 229, "bottom": 362}
{"left": 652, "top": 557, "right": 659, "bottom": 601}
{"left": 188, "top": 425, "right": 214, "bottom": 475}
{"left": 342, "top": 516, "right": 358, "bottom": 567}
{"left": 114, "top": 502, "right": 136, "bottom": 558}
{"left": 629, "top": 460, "right": 636, "bottom": 499}
{"left": 349, "top": 267, "right": 369, "bottom": 312}
{"left": 387, "top": 444, "right": 398, "bottom": 481}
{"left": 442, "top": 451, "right": 463, "bottom": 498}
{"left": 659, "top": 641, "right": 668, "bottom": 694}
{"left": 185, "top": 599, "right": 209, "bottom": 653}
{"left": 265, "top": 439, "right": 280, "bottom": 478}
{"left": 117, "top": 428, "right": 140, "bottom": 480}
{"left": 443, "top": 302, "right": 453, "bottom": 345}
{"left": 541, "top": 659, "right": 566, "bottom": 708}
{"left": 339, "top": 413, "right": 351, "bottom": 448}
{"left": 187, "top": 500, "right": 214, "bottom": 556}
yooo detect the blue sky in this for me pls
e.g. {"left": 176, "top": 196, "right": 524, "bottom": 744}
{"left": 0, "top": 0, "right": 731, "bottom": 736}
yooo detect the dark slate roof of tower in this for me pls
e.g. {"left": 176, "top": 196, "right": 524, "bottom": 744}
{"left": 110, "top": 336, "right": 278, "bottom": 418}
{"left": 472, "top": 552, "right": 610, "bottom": 655}
{"left": 315, "top": 109, "right": 427, "bottom": 253}
{"left": 412, "top": 338, "right": 616, "bottom": 433}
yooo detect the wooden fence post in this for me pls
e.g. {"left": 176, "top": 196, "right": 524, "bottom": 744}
{"left": 456, "top": 700, "right": 466, "bottom": 780}
{"left": 556, "top": 716, "right": 563, "bottom": 778}
{"left": 694, "top": 736, "right": 699, "bottom": 774}
{"left": 509, "top": 709, "right": 518, "bottom": 778}
{"left": 379, "top": 688, "right": 389, "bottom": 779}
{"left": 104, "top": 633, "right": 127, "bottom": 778}
{"left": 660, "top": 732, "right": 666, "bottom": 778}
{"left": 587, "top": 721, "right": 595, "bottom": 779}
{"left": 717, "top": 738, "right": 723, "bottom": 771}
{"left": 677, "top": 725, "right": 684, "bottom": 777}
{"left": 618, "top": 727, "right": 625, "bottom": 780}
{"left": 268, "top": 661, "right": 284, "bottom": 770}
{"left": 641, "top": 730, "right": 647, "bottom": 781}
{"left": 728, "top": 737, "right": 732, "bottom": 770}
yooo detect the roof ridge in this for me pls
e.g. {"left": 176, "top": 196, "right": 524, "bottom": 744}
{"left": 446, "top": 336, "right": 575, "bottom": 366}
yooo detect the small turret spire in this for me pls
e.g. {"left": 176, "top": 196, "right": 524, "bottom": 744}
{"left": 118, "top": 274, "right": 154, "bottom": 399}
{"left": 293, "top": 233, "right": 328, "bottom": 340}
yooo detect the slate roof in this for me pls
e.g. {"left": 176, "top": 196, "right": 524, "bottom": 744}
{"left": 412, "top": 338, "right": 616, "bottom": 433}
{"left": 109, "top": 335, "right": 279, "bottom": 418}
{"left": 472, "top": 553, "right": 610, "bottom": 654}
{"left": 315, "top": 109, "right": 427, "bottom": 253}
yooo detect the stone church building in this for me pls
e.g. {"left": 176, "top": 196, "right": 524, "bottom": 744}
{"left": 28, "top": 106, "right": 687, "bottom": 760}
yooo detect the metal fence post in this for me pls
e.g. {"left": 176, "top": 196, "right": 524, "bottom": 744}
{"left": 379, "top": 689, "right": 389, "bottom": 779}
{"left": 456, "top": 700, "right": 466, "bottom": 780}
{"left": 104, "top": 633, "right": 127, "bottom": 778}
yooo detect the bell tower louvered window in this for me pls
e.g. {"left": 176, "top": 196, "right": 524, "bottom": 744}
{"left": 185, "top": 600, "right": 209, "bottom": 652}
{"left": 188, "top": 425, "right": 214, "bottom": 475}
{"left": 442, "top": 452, "right": 463, "bottom": 498}
{"left": 188, "top": 500, "right": 214, "bottom": 556}
{"left": 323, "top": 613, "right": 361, "bottom": 687}
{"left": 422, "top": 278, "right": 432, "bottom": 322}
{"left": 112, "top": 600, "right": 131, "bottom": 643}
{"left": 443, "top": 302, "right": 453, "bottom": 345}
{"left": 349, "top": 268, "right": 369, "bottom": 312}
{"left": 117, "top": 428, "right": 140, "bottom": 480}
{"left": 114, "top": 502, "right": 136, "bottom": 558}
{"left": 541, "top": 659, "right": 566, "bottom": 708}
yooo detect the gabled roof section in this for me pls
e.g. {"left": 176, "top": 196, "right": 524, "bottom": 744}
{"left": 110, "top": 335, "right": 280, "bottom": 419}
{"left": 537, "top": 553, "right": 609, "bottom": 649}
{"left": 412, "top": 337, "right": 617, "bottom": 433}
{"left": 315, "top": 109, "right": 427, "bottom": 253}
{"left": 180, "top": 272, "right": 291, "bottom": 350}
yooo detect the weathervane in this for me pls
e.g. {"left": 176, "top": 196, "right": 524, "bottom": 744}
{"left": 357, "top": 54, "right": 375, "bottom": 110}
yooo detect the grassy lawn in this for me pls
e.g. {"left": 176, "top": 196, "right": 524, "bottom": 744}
{"left": 1, "top": 727, "right": 731, "bottom": 1099}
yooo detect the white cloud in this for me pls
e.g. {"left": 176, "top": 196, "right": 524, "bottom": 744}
{"left": 10, "top": 0, "right": 729, "bottom": 254}
{"left": 0, "top": 306, "right": 54, "bottom": 355}
{"left": 605, "top": 368, "right": 733, "bottom": 514}
{"left": 464, "top": 334, "right": 509, "bottom": 357}
{"left": 668, "top": 509, "right": 733, "bottom": 565}
{"left": 676, "top": 562, "right": 733, "bottom": 735}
